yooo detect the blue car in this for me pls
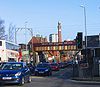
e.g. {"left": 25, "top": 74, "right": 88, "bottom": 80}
{"left": 35, "top": 63, "right": 52, "bottom": 76}
{"left": 0, "top": 62, "right": 31, "bottom": 85}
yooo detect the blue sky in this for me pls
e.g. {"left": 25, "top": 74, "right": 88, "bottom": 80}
{"left": 0, "top": 0, "right": 100, "bottom": 44}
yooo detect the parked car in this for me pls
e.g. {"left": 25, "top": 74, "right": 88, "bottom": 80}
{"left": 58, "top": 62, "right": 66, "bottom": 68}
{"left": 34, "top": 63, "right": 52, "bottom": 76}
{"left": 67, "top": 60, "right": 73, "bottom": 66}
{"left": 0, "top": 62, "right": 31, "bottom": 85}
{"left": 50, "top": 63, "right": 59, "bottom": 71}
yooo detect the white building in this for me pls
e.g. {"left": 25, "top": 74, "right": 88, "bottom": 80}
{"left": 49, "top": 34, "right": 58, "bottom": 42}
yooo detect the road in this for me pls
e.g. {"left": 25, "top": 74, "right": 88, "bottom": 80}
{"left": 1, "top": 66, "right": 100, "bottom": 87}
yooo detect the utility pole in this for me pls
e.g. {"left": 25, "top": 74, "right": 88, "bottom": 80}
{"left": 15, "top": 28, "right": 21, "bottom": 44}
{"left": 25, "top": 21, "right": 28, "bottom": 51}
{"left": 27, "top": 28, "right": 33, "bottom": 51}
{"left": 15, "top": 23, "right": 33, "bottom": 62}
{"left": 9, "top": 23, "right": 15, "bottom": 42}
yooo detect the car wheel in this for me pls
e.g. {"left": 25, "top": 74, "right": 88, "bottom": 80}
{"left": 19, "top": 77, "right": 25, "bottom": 85}
{"left": 50, "top": 72, "right": 52, "bottom": 76}
{"left": 28, "top": 76, "right": 31, "bottom": 83}
{"left": 48, "top": 72, "right": 52, "bottom": 76}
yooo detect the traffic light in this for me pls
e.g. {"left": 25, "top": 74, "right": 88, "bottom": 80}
{"left": 76, "top": 32, "right": 83, "bottom": 49}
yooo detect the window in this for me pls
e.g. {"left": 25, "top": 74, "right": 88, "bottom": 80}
{"left": 0, "top": 41, "right": 2, "bottom": 46}
{"left": 1, "top": 63, "right": 22, "bottom": 70}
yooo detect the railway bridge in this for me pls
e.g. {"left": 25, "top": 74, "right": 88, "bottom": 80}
{"left": 29, "top": 41, "right": 78, "bottom": 63}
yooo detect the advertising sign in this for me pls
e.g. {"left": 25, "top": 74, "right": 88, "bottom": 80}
{"left": 86, "top": 35, "right": 99, "bottom": 47}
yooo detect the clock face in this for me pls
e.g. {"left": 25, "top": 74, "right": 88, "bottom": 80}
{"left": 59, "top": 29, "right": 61, "bottom": 31}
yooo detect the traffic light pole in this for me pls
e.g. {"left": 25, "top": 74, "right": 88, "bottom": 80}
{"left": 73, "top": 50, "right": 81, "bottom": 77}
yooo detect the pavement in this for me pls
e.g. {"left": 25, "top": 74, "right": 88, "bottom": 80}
{"left": 70, "top": 65, "right": 100, "bottom": 84}
{"left": 69, "top": 77, "right": 100, "bottom": 84}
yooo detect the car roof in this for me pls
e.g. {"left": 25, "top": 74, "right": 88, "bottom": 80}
{"left": 37, "top": 63, "right": 50, "bottom": 66}
{"left": 6, "top": 62, "right": 24, "bottom": 63}
{"left": 4, "top": 62, "right": 27, "bottom": 67}
{"left": 4, "top": 62, "right": 26, "bottom": 65}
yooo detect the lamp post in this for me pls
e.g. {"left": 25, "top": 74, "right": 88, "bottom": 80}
{"left": 80, "top": 5, "right": 89, "bottom": 74}
{"left": 80, "top": 5, "right": 87, "bottom": 48}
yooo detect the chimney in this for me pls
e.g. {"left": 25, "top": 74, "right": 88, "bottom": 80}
{"left": 58, "top": 21, "right": 62, "bottom": 42}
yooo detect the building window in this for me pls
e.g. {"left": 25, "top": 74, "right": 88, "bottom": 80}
{"left": 0, "top": 41, "right": 2, "bottom": 46}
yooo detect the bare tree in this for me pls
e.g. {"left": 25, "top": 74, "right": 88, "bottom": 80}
{"left": 0, "top": 18, "right": 5, "bottom": 39}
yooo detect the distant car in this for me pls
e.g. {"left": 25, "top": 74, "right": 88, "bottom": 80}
{"left": 34, "top": 63, "right": 52, "bottom": 76}
{"left": 58, "top": 62, "right": 65, "bottom": 68}
{"left": 67, "top": 60, "right": 73, "bottom": 66}
{"left": 0, "top": 62, "right": 31, "bottom": 85}
{"left": 50, "top": 63, "right": 59, "bottom": 71}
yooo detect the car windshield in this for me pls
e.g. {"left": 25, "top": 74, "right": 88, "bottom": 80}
{"left": 37, "top": 64, "right": 49, "bottom": 68}
{"left": 1, "top": 63, "right": 23, "bottom": 70}
{"left": 0, "top": 62, "right": 6, "bottom": 69}
{"left": 51, "top": 63, "right": 58, "bottom": 66}
{"left": 0, "top": 63, "right": 2, "bottom": 69}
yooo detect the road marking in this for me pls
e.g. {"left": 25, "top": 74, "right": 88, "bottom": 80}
{"left": 31, "top": 76, "right": 44, "bottom": 78}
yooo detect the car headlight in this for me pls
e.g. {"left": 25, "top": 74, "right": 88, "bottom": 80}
{"left": 35, "top": 69, "right": 38, "bottom": 71}
{"left": 45, "top": 69, "right": 49, "bottom": 71}
{"left": 15, "top": 72, "right": 21, "bottom": 76}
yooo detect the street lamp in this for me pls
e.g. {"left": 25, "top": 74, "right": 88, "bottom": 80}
{"left": 80, "top": 5, "right": 88, "bottom": 64}
{"left": 80, "top": 5, "right": 87, "bottom": 48}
